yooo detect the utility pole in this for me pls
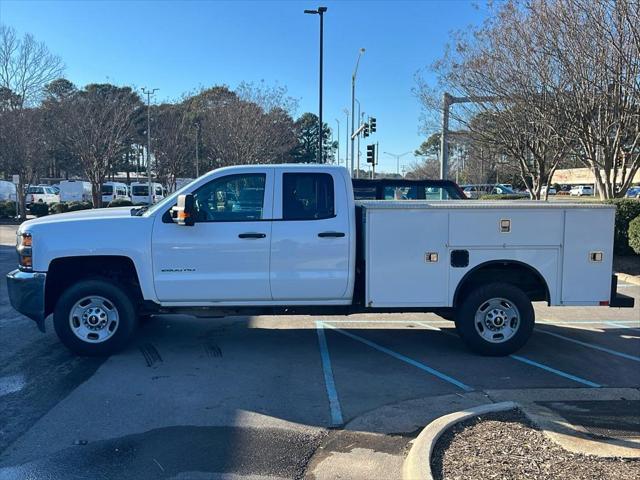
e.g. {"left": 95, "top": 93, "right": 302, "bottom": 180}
{"left": 142, "top": 87, "right": 159, "bottom": 205}
{"left": 351, "top": 48, "right": 365, "bottom": 177}
{"left": 357, "top": 108, "right": 364, "bottom": 178}
{"left": 195, "top": 121, "right": 200, "bottom": 178}
{"left": 343, "top": 109, "right": 349, "bottom": 170}
{"left": 334, "top": 118, "right": 340, "bottom": 166}
{"left": 304, "top": 6, "right": 328, "bottom": 163}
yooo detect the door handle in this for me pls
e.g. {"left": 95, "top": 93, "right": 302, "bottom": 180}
{"left": 318, "top": 231, "right": 345, "bottom": 238}
{"left": 238, "top": 233, "right": 266, "bottom": 239}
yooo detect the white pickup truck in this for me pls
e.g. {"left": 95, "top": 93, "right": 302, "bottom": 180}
{"left": 6, "top": 164, "right": 633, "bottom": 356}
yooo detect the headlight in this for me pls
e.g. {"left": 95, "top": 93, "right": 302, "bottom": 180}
{"left": 17, "top": 233, "right": 33, "bottom": 271}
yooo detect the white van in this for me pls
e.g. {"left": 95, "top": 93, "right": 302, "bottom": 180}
{"left": 101, "top": 182, "right": 130, "bottom": 206}
{"left": 130, "top": 182, "right": 165, "bottom": 204}
{"left": 0, "top": 180, "right": 17, "bottom": 202}
{"left": 59, "top": 180, "right": 92, "bottom": 203}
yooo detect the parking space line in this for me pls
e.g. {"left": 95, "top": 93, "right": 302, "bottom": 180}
{"left": 415, "top": 322, "right": 604, "bottom": 387}
{"left": 606, "top": 321, "right": 640, "bottom": 332}
{"left": 535, "top": 328, "right": 640, "bottom": 362}
{"left": 322, "top": 321, "right": 473, "bottom": 392}
{"left": 319, "top": 319, "right": 442, "bottom": 324}
{"left": 539, "top": 320, "right": 638, "bottom": 325}
{"left": 315, "top": 321, "right": 344, "bottom": 426}
{"left": 510, "top": 355, "right": 602, "bottom": 387}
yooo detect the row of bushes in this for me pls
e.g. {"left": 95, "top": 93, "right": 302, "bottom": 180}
{"left": 0, "top": 200, "right": 17, "bottom": 219}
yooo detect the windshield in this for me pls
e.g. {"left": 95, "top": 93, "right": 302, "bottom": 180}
{"left": 101, "top": 185, "right": 113, "bottom": 195}
{"left": 132, "top": 185, "right": 149, "bottom": 196}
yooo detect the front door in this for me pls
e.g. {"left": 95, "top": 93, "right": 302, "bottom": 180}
{"left": 270, "top": 170, "right": 350, "bottom": 301}
{"left": 152, "top": 169, "right": 274, "bottom": 302}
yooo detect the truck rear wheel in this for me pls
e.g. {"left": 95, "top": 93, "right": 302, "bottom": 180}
{"left": 455, "top": 282, "right": 534, "bottom": 356}
{"left": 53, "top": 279, "right": 138, "bottom": 356}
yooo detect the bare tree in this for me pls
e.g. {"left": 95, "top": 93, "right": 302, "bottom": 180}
{"left": 417, "top": 1, "right": 573, "bottom": 199}
{"left": 0, "top": 25, "right": 64, "bottom": 108}
{"left": 0, "top": 108, "right": 47, "bottom": 218}
{"left": 192, "top": 86, "right": 297, "bottom": 168}
{"left": 537, "top": 0, "right": 640, "bottom": 198}
{"left": 151, "top": 103, "right": 195, "bottom": 191}
{"left": 60, "top": 84, "right": 144, "bottom": 206}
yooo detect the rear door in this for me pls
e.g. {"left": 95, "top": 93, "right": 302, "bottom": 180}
{"left": 270, "top": 170, "right": 350, "bottom": 301}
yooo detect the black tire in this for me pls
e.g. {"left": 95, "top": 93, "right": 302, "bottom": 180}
{"left": 455, "top": 282, "right": 534, "bottom": 356}
{"left": 53, "top": 278, "right": 138, "bottom": 356}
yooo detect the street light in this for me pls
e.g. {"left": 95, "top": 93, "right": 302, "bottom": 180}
{"left": 142, "top": 87, "right": 159, "bottom": 206}
{"left": 343, "top": 109, "right": 350, "bottom": 170}
{"left": 334, "top": 118, "right": 340, "bottom": 166}
{"left": 384, "top": 151, "right": 412, "bottom": 175}
{"left": 304, "top": 6, "right": 328, "bottom": 163}
{"left": 350, "top": 48, "right": 365, "bottom": 177}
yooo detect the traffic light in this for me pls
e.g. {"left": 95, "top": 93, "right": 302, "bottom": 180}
{"left": 369, "top": 117, "right": 376, "bottom": 133}
{"left": 363, "top": 122, "right": 370, "bottom": 138}
{"left": 366, "top": 144, "right": 376, "bottom": 164}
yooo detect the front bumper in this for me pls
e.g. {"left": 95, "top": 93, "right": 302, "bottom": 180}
{"left": 6, "top": 269, "right": 47, "bottom": 331}
{"left": 610, "top": 274, "right": 635, "bottom": 308}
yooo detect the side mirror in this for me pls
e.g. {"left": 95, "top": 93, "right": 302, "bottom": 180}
{"left": 171, "top": 193, "right": 195, "bottom": 226}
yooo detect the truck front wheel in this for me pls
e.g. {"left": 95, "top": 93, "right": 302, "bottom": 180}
{"left": 455, "top": 283, "right": 534, "bottom": 356}
{"left": 53, "top": 279, "right": 138, "bottom": 356}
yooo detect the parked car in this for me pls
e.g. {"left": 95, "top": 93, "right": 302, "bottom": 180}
{"left": 570, "top": 185, "right": 594, "bottom": 196}
{"left": 625, "top": 186, "right": 640, "bottom": 199}
{"left": 0, "top": 180, "right": 17, "bottom": 202}
{"left": 131, "top": 182, "right": 165, "bottom": 204}
{"left": 101, "top": 182, "right": 130, "bottom": 206}
{"left": 59, "top": 180, "right": 92, "bottom": 203}
{"left": 25, "top": 185, "right": 59, "bottom": 205}
{"left": 461, "top": 183, "right": 526, "bottom": 198}
{"left": 6, "top": 165, "right": 632, "bottom": 358}
{"left": 351, "top": 178, "right": 465, "bottom": 200}
{"left": 541, "top": 186, "right": 557, "bottom": 196}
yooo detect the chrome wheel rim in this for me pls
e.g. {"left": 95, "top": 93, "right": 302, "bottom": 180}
{"left": 69, "top": 295, "right": 119, "bottom": 343}
{"left": 474, "top": 297, "right": 520, "bottom": 344}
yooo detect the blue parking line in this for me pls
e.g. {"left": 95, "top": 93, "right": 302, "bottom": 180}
{"left": 415, "top": 321, "right": 604, "bottom": 387}
{"left": 322, "top": 322, "right": 473, "bottom": 392}
{"left": 510, "top": 355, "right": 602, "bottom": 387}
{"left": 315, "top": 321, "right": 344, "bottom": 426}
{"left": 536, "top": 328, "right": 640, "bottom": 363}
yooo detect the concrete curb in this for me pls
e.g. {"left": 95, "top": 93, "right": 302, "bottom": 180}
{"left": 402, "top": 401, "right": 516, "bottom": 480}
{"left": 616, "top": 272, "right": 640, "bottom": 286}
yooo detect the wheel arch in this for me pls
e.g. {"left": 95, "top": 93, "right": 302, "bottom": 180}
{"left": 45, "top": 255, "right": 143, "bottom": 317}
{"left": 453, "top": 260, "right": 550, "bottom": 307}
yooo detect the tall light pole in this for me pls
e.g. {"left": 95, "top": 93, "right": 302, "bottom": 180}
{"left": 142, "top": 87, "right": 159, "bottom": 205}
{"left": 384, "top": 151, "right": 412, "bottom": 175}
{"left": 351, "top": 48, "right": 365, "bottom": 177}
{"left": 304, "top": 6, "right": 328, "bottom": 163}
{"left": 343, "top": 108, "right": 349, "bottom": 171}
{"left": 334, "top": 118, "right": 340, "bottom": 166}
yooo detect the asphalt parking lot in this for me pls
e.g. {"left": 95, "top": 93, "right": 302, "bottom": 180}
{"left": 0, "top": 237, "right": 639, "bottom": 479}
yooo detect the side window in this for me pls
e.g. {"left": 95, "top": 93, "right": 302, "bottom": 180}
{"left": 283, "top": 173, "right": 334, "bottom": 220}
{"left": 193, "top": 173, "right": 265, "bottom": 222}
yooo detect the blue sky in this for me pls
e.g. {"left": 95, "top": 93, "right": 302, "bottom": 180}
{"left": 0, "top": 0, "right": 487, "bottom": 173}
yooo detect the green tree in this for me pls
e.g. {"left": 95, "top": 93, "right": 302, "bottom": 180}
{"left": 292, "top": 112, "right": 333, "bottom": 163}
